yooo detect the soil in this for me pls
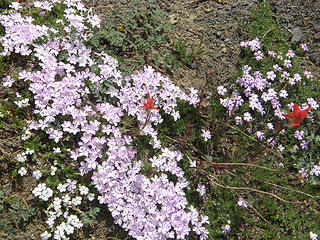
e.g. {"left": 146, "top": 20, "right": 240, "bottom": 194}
{"left": 0, "top": 0, "right": 319, "bottom": 239}
{"left": 85, "top": 0, "right": 319, "bottom": 90}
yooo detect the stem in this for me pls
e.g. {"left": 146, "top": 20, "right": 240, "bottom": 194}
{"left": 226, "top": 123, "right": 283, "bottom": 159}
{"left": 210, "top": 162, "right": 278, "bottom": 172}
{"left": 206, "top": 171, "right": 301, "bottom": 204}
{"left": 121, "top": 115, "right": 135, "bottom": 132}
{"left": 245, "top": 175, "right": 318, "bottom": 198}
{"left": 260, "top": 26, "right": 276, "bottom": 43}
{"left": 133, "top": 111, "right": 152, "bottom": 138}
{"left": 242, "top": 125, "right": 284, "bottom": 164}
{"left": 197, "top": 71, "right": 215, "bottom": 109}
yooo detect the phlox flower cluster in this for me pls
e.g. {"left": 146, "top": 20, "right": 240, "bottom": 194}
{"left": 37, "top": 179, "right": 92, "bottom": 240}
{"left": 0, "top": 11, "right": 49, "bottom": 56}
{"left": 237, "top": 198, "right": 248, "bottom": 208}
{"left": 218, "top": 38, "right": 318, "bottom": 154}
{"left": 32, "top": 183, "right": 54, "bottom": 201}
{"left": 0, "top": 1, "right": 209, "bottom": 239}
{"left": 300, "top": 161, "right": 320, "bottom": 181}
{"left": 87, "top": 69, "right": 208, "bottom": 239}
{"left": 221, "top": 220, "right": 231, "bottom": 235}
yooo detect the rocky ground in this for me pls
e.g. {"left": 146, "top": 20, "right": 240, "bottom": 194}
{"left": 85, "top": 0, "right": 319, "bottom": 90}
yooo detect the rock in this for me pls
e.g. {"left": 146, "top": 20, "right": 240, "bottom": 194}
{"left": 168, "top": 14, "right": 179, "bottom": 25}
{"left": 3, "top": 183, "right": 13, "bottom": 195}
{"left": 309, "top": 53, "right": 320, "bottom": 66}
{"left": 313, "top": 23, "right": 320, "bottom": 32}
{"left": 314, "top": 32, "right": 320, "bottom": 41}
{"left": 190, "top": 62, "right": 197, "bottom": 69}
{"left": 291, "top": 27, "right": 302, "bottom": 44}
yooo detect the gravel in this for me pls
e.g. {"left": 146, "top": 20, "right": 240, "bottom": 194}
{"left": 84, "top": 0, "right": 319, "bottom": 88}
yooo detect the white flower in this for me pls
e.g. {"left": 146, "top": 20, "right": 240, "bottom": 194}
{"left": 10, "top": 2, "right": 22, "bottom": 10}
{"left": 243, "top": 112, "right": 252, "bottom": 122}
{"left": 14, "top": 98, "right": 29, "bottom": 108}
{"left": 221, "top": 222, "right": 231, "bottom": 235}
{"left": 18, "top": 167, "right": 27, "bottom": 176}
{"left": 72, "top": 196, "right": 82, "bottom": 206}
{"left": 67, "top": 215, "right": 83, "bottom": 228}
{"left": 201, "top": 129, "right": 211, "bottom": 141}
{"left": 217, "top": 86, "right": 227, "bottom": 96}
{"left": 57, "top": 183, "right": 67, "bottom": 193}
{"left": 266, "top": 71, "right": 276, "bottom": 81}
{"left": 267, "top": 123, "right": 274, "bottom": 130}
{"left": 2, "top": 76, "right": 14, "bottom": 87}
{"left": 40, "top": 231, "right": 52, "bottom": 240}
{"left": 62, "top": 194, "right": 72, "bottom": 206}
{"left": 237, "top": 198, "right": 248, "bottom": 208}
{"left": 21, "top": 129, "right": 32, "bottom": 141}
{"left": 196, "top": 184, "right": 206, "bottom": 197}
{"left": 278, "top": 144, "right": 285, "bottom": 152}
{"left": 32, "top": 183, "right": 53, "bottom": 201}
{"left": 256, "top": 131, "right": 265, "bottom": 140}
{"left": 17, "top": 153, "right": 27, "bottom": 163}
{"left": 279, "top": 89, "right": 288, "bottom": 98}
{"left": 32, "top": 170, "right": 42, "bottom": 180}
{"left": 53, "top": 147, "right": 61, "bottom": 153}
{"left": 79, "top": 185, "right": 89, "bottom": 195}
{"left": 235, "top": 116, "right": 242, "bottom": 125}
{"left": 50, "top": 166, "right": 57, "bottom": 176}
{"left": 53, "top": 197, "right": 62, "bottom": 211}
{"left": 310, "top": 232, "right": 318, "bottom": 240}
{"left": 87, "top": 193, "right": 95, "bottom": 201}
{"left": 25, "top": 148, "right": 35, "bottom": 155}
{"left": 46, "top": 216, "right": 55, "bottom": 227}
{"left": 64, "top": 223, "right": 75, "bottom": 235}
{"left": 190, "top": 160, "right": 197, "bottom": 168}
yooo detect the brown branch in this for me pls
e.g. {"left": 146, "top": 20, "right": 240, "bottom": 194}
{"left": 206, "top": 172, "right": 301, "bottom": 204}
{"left": 209, "top": 161, "right": 279, "bottom": 172}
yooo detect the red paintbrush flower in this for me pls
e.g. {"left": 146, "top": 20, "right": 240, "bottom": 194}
{"left": 283, "top": 103, "right": 312, "bottom": 128}
{"left": 141, "top": 93, "right": 158, "bottom": 111}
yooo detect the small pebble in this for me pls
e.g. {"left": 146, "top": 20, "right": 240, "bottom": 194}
{"left": 291, "top": 27, "right": 302, "bottom": 44}
{"left": 314, "top": 33, "right": 320, "bottom": 41}
{"left": 168, "top": 14, "right": 179, "bottom": 25}
{"left": 313, "top": 23, "right": 320, "bottom": 32}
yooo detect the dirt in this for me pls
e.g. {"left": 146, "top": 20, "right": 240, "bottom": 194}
{"left": 85, "top": 0, "right": 319, "bottom": 90}
{"left": 0, "top": 0, "right": 319, "bottom": 239}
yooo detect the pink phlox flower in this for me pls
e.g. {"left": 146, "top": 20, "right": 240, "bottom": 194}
{"left": 301, "top": 43, "right": 309, "bottom": 52}
{"left": 237, "top": 198, "right": 248, "bottom": 208}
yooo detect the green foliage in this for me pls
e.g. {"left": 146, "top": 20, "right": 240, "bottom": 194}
{"left": 30, "top": 2, "right": 66, "bottom": 26}
{"left": 0, "top": 0, "right": 11, "bottom": 12}
{"left": 243, "top": 1, "right": 290, "bottom": 53}
{"left": 0, "top": 190, "right": 38, "bottom": 236}
{"left": 240, "top": 1, "right": 320, "bottom": 183}
{"left": 171, "top": 33, "right": 214, "bottom": 66}
{"left": 81, "top": 207, "right": 100, "bottom": 225}
{"left": 86, "top": 0, "right": 178, "bottom": 74}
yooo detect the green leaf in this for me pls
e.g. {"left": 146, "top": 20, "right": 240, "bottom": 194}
{"left": 206, "top": 155, "right": 213, "bottom": 162}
